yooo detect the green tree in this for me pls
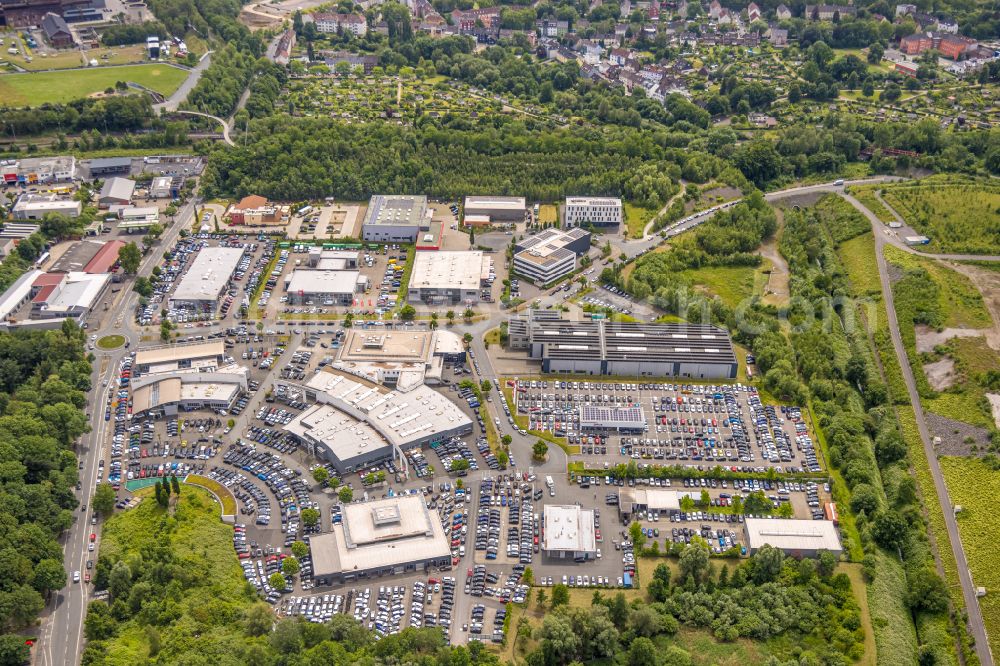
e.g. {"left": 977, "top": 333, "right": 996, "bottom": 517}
{"left": 170, "top": 476, "right": 180, "bottom": 495}
{"left": 0, "top": 635, "right": 31, "bottom": 665}
{"left": 281, "top": 556, "right": 300, "bottom": 577}
{"left": 501, "top": 434, "right": 512, "bottom": 447}
{"left": 300, "top": 507, "right": 320, "bottom": 527}
{"left": 108, "top": 561, "right": 132, "bottom": 601}
{"left": 752, "top": 544, "right": 785, "bottom": 583}
{"left": 535, "top": 588, "right": 547, "bottom": 607}
{"left": 699, "top": 489, "right": 710, "bottom": 507}
{"left": 446, "top": 310, "right": 455, "bottom": 325}
{"left": 31, "top": 558, "right": 67, "bottom": 594}
{"left": 338, "top": 486, "right": 353, "bottom": 503}
{"left": 399, "top": 304, "right": 416, "bottom": 321}
{"left": 496, "top": 449, "right": 509, "bottom": 468}
{"left": 312, "top": 467, "right": 329, "bottom": 485}
{"left": 117, "top": 242, "right": 142, "bottom": 274}
{"left": 906, "top": 567, "right": 949, "bottom": 614}
{"left": 629, "top": 636, "right": 657, "bottom": 666}
{"left": 291, "top": 541, "right": 309, "bottom": 559}
{"left": 680, "top": 495, "right": 695, "bottom": 513}
{"left": 551, "top": 583, "right": 569, "bottom": 607}
{"left": 629, "top": 521, "right": 646, "bottom": 549}
{"left": 244, "top": 602, "right": 274, "bottom": 637}
{"left": 532, "top": 440, "right": 548, "bottom": 461}
{"left": 678, "top": 539, "right": 710, "bottom": 584}
{"left": 268, "top": 572, "right": 286, "bottom": 590}
{"left": 463, "top": 308, "right": 474, "bottom": 322}
{"left": 450, "top": 458, "right": 470, "bottom": 472}
{"left": 93, "top": 482, "right": 116, "bottom": 516}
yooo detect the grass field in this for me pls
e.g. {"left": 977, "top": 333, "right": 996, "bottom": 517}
{"left": 537, "top": 204, "right": 558, "bottom": 225}
{"left": 1, "top": 44, "right": 150, "bottom": 71}
{"left": 0, "top": 64, "right": 188, "bottom": 106}
{"left": 837, "top": 233, "right": 881, "bottom": 297}
{"left": 678, "top": 264, "right": 761, "bottom": 309}
{"left": 881, "top": 180, "right": 1000, "bottom": 254}
{"left": 850, "top": 187, "right": 895, "bottom": 224}
{"left": 624, "top": 202, "right": 656, "bottom": 239}
{"left": 884, "top": 246, "right": 991, "bottom": 329}
{"left": 940, "top": 456, "right": 1000, "bottom": 660}
{"left": 184, "top": 474, "right": 238, "bottom": 515}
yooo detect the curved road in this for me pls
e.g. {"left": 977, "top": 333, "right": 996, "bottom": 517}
{"left": 153, "top": 51, "right": 214, "bottom": 113}
{"left": 173, "top": 110, "right": 236, "bottom": 146}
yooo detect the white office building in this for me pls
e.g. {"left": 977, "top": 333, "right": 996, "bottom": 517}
{"left": 542, "top": 504, "right": 598, "bottom": 560}
{"left": 170, "top": 247, "right": 246, "bottom": 309}
{"left": 564, "top": 197, "right": 623, "bottom": 229}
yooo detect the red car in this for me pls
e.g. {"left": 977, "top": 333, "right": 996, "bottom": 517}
{"left": 84, "top": 572, "right": 91, "bottom": 583}
{"left": 89, "top": 533, "right": 96, "bottom": 542}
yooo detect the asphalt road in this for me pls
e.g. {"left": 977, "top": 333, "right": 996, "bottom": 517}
{"left": 36, "top": 197, "right": 200, "bottom": 666}
{"left": 843, "top": 192, "right": 995, "bottom": 666}
{"left": 153, "top": 51, "right": 214, "bottom": 113}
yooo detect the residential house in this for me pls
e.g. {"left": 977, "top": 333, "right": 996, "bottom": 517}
{"left": 767, "top": 26, "right": 788, "bottom": 45}
{"left": 708, "top": 0, "right": 722, "bottom": 18}
{"left": 536, "top": 18, "right": 569, "bottom": 37}
{"left": 900, "top": 31, "right": 977, "bottom": 60}
{"left": 747, "top": 2, "right": 762, "bottom": 22}
{"left": 452, "top": 7, "right": 500, "bottom": 30}
{"left": 776, "top": 3, "right": 791, "bottom": 19}
{"left": 895, "top": 3, "right": 916, "bottom": 16}
{"left": 805, "top": 4, "right": 856, "bottom": 20}
{"left": 313, "top": 12, "right": 368, "bottom": 36}
{"left": 321, "top": 50, "right": 379, "bottom": 74}
{"left": 610, "top": 47, "right": 631, "bottom": 65}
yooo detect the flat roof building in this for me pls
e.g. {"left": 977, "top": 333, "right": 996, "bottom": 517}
{"left": 131, "top": 369, "right": 248, "bottom": 416}
{"left": 309, "top": 495, "right": 452, "bottom": 583}
{"left": 50, "top": 240, "right": 123, "bottom": 273}
{"left": 29, "top": 271, "right": 110, "bottom": 319}
{"left": 508, "top": 311, "right": 738, "bottom": 379}
{"left": 333, "top": 328, "right": 466, "bottom": 391}
{"left": 564, "top": 197, "right": 622, "bottom": 229}
{"left": 284, "top": 368, "right": 473, "bottom": 474}
{"left": 98, "top": 177, "right": 136, "bottom": 207}
{"left": 543, "top": 504, "right": 597, "bottom": 560}
{"left": 744, "top": 518, "right": 842, "bottom": 558}
{"left": 463, "top": 195, "right": 526, "bottom": 222}
{"left": 579, "top": 404, "right": 646, "bottom": 431}
{"left": 12, "top": 195, "right": 81, "bottom": 220}
{"left": 408, "top": 250, "right": 493, "bottom": 305}
{"left": 0, "top": 269, "right": 43, "bottom": 323}
{"left": 513, "top": 228, "right": 591, "bottom": 284}
{"left": 284, "top": 269, "right": 367, "bottom": 305}
{"left": 134, "top": 340, "right": 226, "bottom": 375}
{"left": 307, "top": 248, "right": 359, "bottom": 270}
{"left": 361, "top": 195, "right": 429, "bottom": 242}
{"left": 0, "top": 223, "right": 40, "bottom": 239}
{"left": 117, "top": 206, "right": 160, "bottom": 232}
{"left": 170, "top": 247, "right": 246, "bottom": 309}
{"left": 149, "top": 176, "right": 181, "bottom": 199}
{"left": 88, "top": 157, "right": 132, "bottom": 177}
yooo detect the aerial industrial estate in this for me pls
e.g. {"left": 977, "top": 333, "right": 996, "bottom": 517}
{"left": 1, "top": 0, "right": 998, "bottom": 663}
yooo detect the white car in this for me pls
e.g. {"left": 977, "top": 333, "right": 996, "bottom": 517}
{"left": 73, "top": 571, "right": 80, "bottom": 583}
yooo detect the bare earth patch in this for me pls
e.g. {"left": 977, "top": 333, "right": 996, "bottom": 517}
{"left": 945, "top": 261, "right": 1000, "bottom": 350}
{"left": 926, "top": 412, "right": 992, "bottom": 456}
{"left": 923, "top": 358, "right": 957, "bottom": 391}
{"left": 914, "top": 324, "right": 987, "bottom": 353}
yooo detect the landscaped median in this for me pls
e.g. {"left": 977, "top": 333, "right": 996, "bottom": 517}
{"left": 184, "top": 474, "right": 238, "bottom": 519}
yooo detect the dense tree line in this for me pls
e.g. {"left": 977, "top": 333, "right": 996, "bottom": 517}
{"left": 0, "top": 96, "right": 155, "bottom": 138}
{"left": 526, "top": 544, "right": 862, "bottom": 666}
{"left": 183, "top": 45, "right": 258, "bottom": 118}
{"left": 0, "top": 322, "right": 91, "bottom": 661}
{"left": 100, "top": 22, "right": 167, "bottom": 46}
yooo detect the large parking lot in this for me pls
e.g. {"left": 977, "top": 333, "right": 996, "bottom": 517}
{"left": 509, "top": 379, "right": 823, "bottom": 474}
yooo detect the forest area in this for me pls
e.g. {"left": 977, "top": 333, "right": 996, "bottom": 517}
{"left": 0, "top": 322, "right": 92, "bottom": 666}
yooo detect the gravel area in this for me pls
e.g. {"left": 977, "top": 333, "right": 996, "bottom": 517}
{"left": 926, "top": 412, "right": 992, "bottom": 456}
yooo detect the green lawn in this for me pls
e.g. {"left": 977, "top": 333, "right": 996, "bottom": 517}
{"left": 837, "top": 233, "right": 881, "bottom": 297}
{"left": 0, "top": 64, "right": 188, "bottom": 107}
{"left": 884, "top": 246, "right": 991, "bottom": 329}
{"left": 97, "top": 335, "right": 125, "bottom": 350}
{"left": 940, "top": 456, "right": 1000, "bottom": 661}
{"left": 679, "top": 264, "right": 760, "bottom": 309}
{"left": 624, "top": 202, "right": 656, "bottom": 239}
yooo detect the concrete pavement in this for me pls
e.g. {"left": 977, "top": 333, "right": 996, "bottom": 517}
{"left": 154, "top": 51, "right": 214, "bottom": 113}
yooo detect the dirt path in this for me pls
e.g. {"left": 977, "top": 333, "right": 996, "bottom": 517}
{"left": 759, "top": 208, "right": 790, "bottom": 306}
{"left": 642, "top": 182, "right": 687, "bottom": 240}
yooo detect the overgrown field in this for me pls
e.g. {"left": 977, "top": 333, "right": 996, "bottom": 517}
{"left": 85, "top": 488, "right": 257, "bottom": 664}
{"left": 881, "top": 180, "right": 1000, "bottom": 254}
{"left": 940, "top": 456, "right": 1000, "bottom": 660}
{"left": 850, "top": 186, "right": 896, "bottom": 224}
{"left": 0, "top": 64, "right": 187, "bottom": 106}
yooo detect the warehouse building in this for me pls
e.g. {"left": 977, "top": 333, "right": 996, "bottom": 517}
{"left": 28, "top": 271, "right": 110, "bottom": 320}
{"left": 88, "top": 157, "right": 132, "bottom": 177}
{"left": 117, "top": 206, "right": 160, "bottom": 232}
{"left": 307, "top": 248, "right": 359, "bottom": 269}
{"left": 407, "top": 250, "right": 494, "bottom": 305}
{"left": 284, "top": 269, "right": 368, "bottom": 305}
{"left": 134, "top": 340, "right": 226, "bottom": 375}
{"left": 542, "top": 504, "right": 598, "bottom": 560}
{"left": 744, "top": 518, "right": 842, "bottom": 558}
{"left": 0, "top": 223, "right": 40, "bottom": 240}
{"left": 513, "top": 228, "right": 591, "bottom": 284}
{"left": 131, "top": 369, "right": 248, "bottom": 417}
{"left": 227, "top": 195, "right": 290, "bottom": 226}
{"left": 0, "top": 270, "right": 43, "bottom": 323}
{"left": 284, "top": 368, "right": 473, "bottom": 474}
{"left": 361, "top": 195, "right": 430, "bottom": 242}
{"left": 12, "top": 195, "right": 81, "bottom": 220}
{"left": 149, "top": 176, "right": 182, "bottom": 199}
{"left": 169, "top": 247, "right": 246, "bottom": 309}
{"left": 564, "top": 197, "right": 622, "bottom": 229}
{"left": 49, "top": 239, "right": 123, "bottom": 274}
{"left": 309, "top": 495, "right": 453, "bottom": 584}
{"left": 508, "top": 312, "right": 738, "bottom": 379}
{"left": 463, "top": 196, "right": 526, "bottom": 223}
{"left": 98, "top": 177, "right": 136, "bottom": 208}
{"left": 617, "top": 488, "right": 681, "bottom": 521}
